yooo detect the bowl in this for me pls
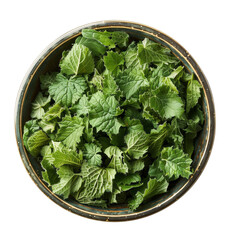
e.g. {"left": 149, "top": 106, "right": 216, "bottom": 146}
{"left": 15, "top": 20, "right": 215, "bottom": 221}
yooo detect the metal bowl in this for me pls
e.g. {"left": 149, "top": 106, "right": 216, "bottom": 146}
{"left": 15, "top": 20, "right": 215, "bottom": 221}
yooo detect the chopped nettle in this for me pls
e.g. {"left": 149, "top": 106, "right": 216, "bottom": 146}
{"left": 23, "top": 29, "right": 203, "bottom": 210}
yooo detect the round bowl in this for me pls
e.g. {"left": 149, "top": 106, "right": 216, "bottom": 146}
{"left": 15, "top": 20, "right": 215, "bottom": 221}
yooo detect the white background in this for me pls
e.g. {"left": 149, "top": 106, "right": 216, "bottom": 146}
{"left": 1, "top": 0, "right": 239, "bottom": 239}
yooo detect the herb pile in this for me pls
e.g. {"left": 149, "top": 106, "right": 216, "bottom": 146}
{"left": 23, "top": 29, "right": 204, "bottom": 210}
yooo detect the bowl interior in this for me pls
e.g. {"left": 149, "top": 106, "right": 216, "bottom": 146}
{"left": 16, "top": 22, "right": 213, "bottom": 221}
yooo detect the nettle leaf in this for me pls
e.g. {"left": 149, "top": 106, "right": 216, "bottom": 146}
{"left": 186, "top": 79, "right": 202, "bottom": 113}
{"left": 103, "top": 51, "right": 124, "bottom": 75}
{"left": 116, "top": 173, "right": 141, "bottom": 186}
{"left": 82, "top": 29, "right": 129, "bottom": 49}
{"left": 60, "top": 43, "right": 94, "bottom": 75}
{"left": 148, "top": 122, "right": 168, "bottom": 158}
{"left": 105, "top": 146, "right": 128, "bottom": 174}
{"left": 167, "top": 66, "right": 184, "bottom": 79}
{"left": 140, "top": 85, "right": 184, "bottom": 119}
{"left": 71, "top": 94, "right": 90, "bottom": 116}
{"left": 129, "top": 177, "right": 169, "bottom": 210}
{"left": 82, "top": 29, "right": 115, "bottom": 48}
{"left": 83, "top": 117, "right": 94, "bottom": 143}
{"left": 115, "top": 68, "right": 149, "bottom": 99}
{"left": 39, "top": 103, "right": 65, "bottom": 133}
{"left": 102, "top": 70, "right": 118, "bottom": 95}
{"left": 56, "top": 116, "right": 84, "bottom": 150}
{"left": 40, "top": 145, "right": 59, "bottom": 186}
{"left": 91, "top": 68, "right": 103, "bottom": 90}
{"left": 125, "top": 130, "right": 149, "bottom": 159}
{"left": 89, "top": 91, "right": 123, "bottom": 134}
{"left": 112, "top": 173, "right": 143, "bottom": 200}
{"left": 42, "top": 103, "right": 64, "bottom": 121}
{"left": 40, "top": 72, "right": 58, "bottom": 91}
{"left": 52, "top": 166, "right": 82, "bottom": 199}
{"left": 52, "top": 148, "right": 83, "bottom": 168}
{"left": 148, "top": 159, "right": 164, "bottom": 180}
{"left": 30, "top": 93, "right": 51, "bottom": 119}
{"left": 23, "top": 120, "right": 40, "bottom": 150}
{"left": 167, "top": 118, "right": 184, "bottom": 148}
{"left": 138, "top": 38, "right": 179, "bottom": 65}
{"left": 49, "top": 73, "right": 87, "bottom": 107}
{"left": 128, "top": 159, "right": 145, "bottom": 173}
{"left": 27, "top": 130, "right": 50, "bottom": 157}
{"left": 159, "top": 147, "right": 192, "bottom": 179}
{"left": 84, "top": 143, "right": 102, "bottom": 166}
{"left": 110, "top": 31, "right": 129, "bottom": 48}
{"left": 125, "top": 42, "right": 143, "bottom": 69}
{"left": 39, "top": 119, "right": 56, "bottom": 134}
{"left": 76, "top": 162, "right": 116, "bottom": 200}
{"left": 78, "top": 36, "right": 107, "bottom": 56}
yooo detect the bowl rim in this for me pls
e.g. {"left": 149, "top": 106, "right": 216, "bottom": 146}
{"left": 15, "top": 20, "right": 215, "bottom": 222}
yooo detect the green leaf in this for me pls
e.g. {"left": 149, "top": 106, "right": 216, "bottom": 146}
{"left": 116, "top": 173, "right": 142, "bottom": 192}
{"left": 83, "top": 117, "right": 94, "bottom": 143}
{"left": 39, "top": 103, "right": 65, "bottom": 133}
{"left": 78, "top": 37, "right": 106, "bottom": 56}
{"left": 40, "top": 72, "right": 57, "bottom": 91}
{"left": 91, "top": 68, "right": 103, "bottom": 90}
{"left": 40, "top": 145, "right": 59, "bottom": 186}
{"left": 115, "top": 68, "right": 149, "bottom": 99}
{"left": 105, "top": 146, "right": 128, "bottom": 174}
{"left": 82, "top": 29, "right": 115, "bottom": 48}
{"left": 56, "top": 116, "right": 85, "bottom": 150}
{"left": 52, "top": 148, "right": 83, "bottom": 168}
{"left": 124, "top": 117, "right": 144, "bottom": 133}
{"left": 148, "top": 122, "right": 168, "bottom": 158}
{"left": 167, "top": 118, "right": 184, "bottom": 148}
{"left": 138, "top": 38, "right": 178, "bottom": 65}
{"left": 52, "top": 166, "right": 82, "bottom": 199}
{"left": 110, "top": 31, "right": 129, "bottom": 48}
{"left": 23, "top": 120, "right": 40, "bottom": 150}
{"left": 82, "top": 29, "right": 129, "bottom": 49}
{"left": 148, "top": 160, "right": 164, "bottom": 180}
{"left": 167, "top": 66, "right": 184, "bottom": 79}
{"left": 186, "top": 79, "right": 202, "bottom": 113}
{"left": 49, "top": 73, "right": 87, "bottom": 107}
{"left": 116, "top": 173, "right": 141, "bottom": 186}
{"left": 27, "top": 130, "right": 50, "bottom": 157}
{"left": 30, "top": 93, "right": 51, "bottom": 119}
{"left": 128, "top": 159, "right": 145, "bottom": 173}
{"left": 40, "top": 145, "right": 55, "bottom": 164}
{"left": 125, "top": 42, "right": 143, "bottom": 69}
{"left": 83, "top": 143, "right": 102, "bottom": 166}
{"left": 129, "top": 177, "right": 169, "bottom": 210}
{"left": 42, "top": 103, "right": 64, "bottom": 121}
{"left": 125, "top": 130, "right": 149, "bottom": 159}
{"left": 121, "top": 98, "right": 141, "bottom": 109}
{"left": 89, "top": 91, "right": 123, "bottom": 134}
{"left": 159, "top": 147, "right": 192, "bottom": 179}
{"left": 103, "top": 51, "right": 124, "bottom": 75}
{"left": 76, "top": 162, "right": 116, "bottom": 200}
{"left": 140, "top": 85, "right": 184, "bottom": 119}
{"left": 70, "top": 94, "right": 90, "bottom": 116}
{"left": 39, "top": 119, "right": 56, "bottom": 133}
{"left": 102, "top": 70, "right": 118, "bottom": 95}
{"left": 60, "top": 43, "right": 94, "bottom": 75}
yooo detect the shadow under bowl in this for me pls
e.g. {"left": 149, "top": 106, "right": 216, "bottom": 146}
{"left": 15, "top": 20, "right": 215, "bottom": 221}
